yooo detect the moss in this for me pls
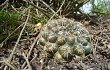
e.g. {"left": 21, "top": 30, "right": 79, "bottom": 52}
{"left": 0, "top": 10, "right": 20, "bottom": 42}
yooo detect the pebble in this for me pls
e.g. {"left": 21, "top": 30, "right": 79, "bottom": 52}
{"left": 87, "top": 68, "right": 96, "bottom": 70}
{"left": 107, "top": 52, "right": 110, "bottom": 59}
{"left": 108, "top": 62, "right": 110, "bottom": 70}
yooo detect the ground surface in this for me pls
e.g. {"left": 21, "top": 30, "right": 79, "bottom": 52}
{"left": 0, "top": 21, "right": 110, "bottom": 70}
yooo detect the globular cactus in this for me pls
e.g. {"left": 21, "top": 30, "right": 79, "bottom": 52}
{"left": 39, "top": 18, "right": 92, "bottom": 62}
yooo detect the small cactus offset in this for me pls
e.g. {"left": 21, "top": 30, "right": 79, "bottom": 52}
{"left": 39, "top": 18, "right": 92, "bottom": 62}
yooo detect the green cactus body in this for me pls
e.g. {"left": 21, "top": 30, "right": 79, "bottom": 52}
{"left": 39, "top": 18, "right": 92, "bottom": 62}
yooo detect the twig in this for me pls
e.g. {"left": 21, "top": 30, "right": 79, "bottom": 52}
{"left": 0, "top": 58, "right": 17, "bottom": 70}
{"left": 4, "top": 7, "right": 30, "bottom": 70}
{"left": 36, "top": 1, "right": 39, "bottom": 15}
{"left": 22, "top": 53, "right": 32, "bottom": 70}
{"left": 21, "top": 62, "right": 26, "bottom": 69}
{"left": 27, "top": 0, "right": 50, "bottom": 18}
{"left": 79, "top": 61, "right": 90, "bottom": 70}
{"left": 47, "top": 0, "right": 65, "bottom": 22}
{"left": 93, "top": 36, "right": 98, "bottom": 62}
{"left": 21, "top": 34, "right": 40, "bottom": 69}
{"left": 30, "top": 53, "right": 37, "bottom": 63}
{"left": 0, "top": 6, "right": 32, "bottom": 47}
{"left": 0, "top": 23, "right": 24, "bottom": 47}
{"left": 23, "top": 54, "right": 37, "bottom": 69}
{"left": 40, "top": 0, "right": 61, "bottom": 18}
{"left": 79, "top": 9, "right": 99, "bottom": 25}
{"left": 11, "top": 5, "right": 19, "bottom": 13}
{"left": 3, "top": 59, "right": 17, "bottom": 70}
{"left": 63, "top": 1, "right": 71, "bottom": 14}
{"left": 0, "top": 0, "right": 9, "bottom": 7}
{"left": 83, "top": 0, "right": 90, "bottom": 5}
{"left": 8, "top": 9, "right": 30, "bottom": 62}
{"left": 27, "top": 34, "right": 40, "bottom": 58}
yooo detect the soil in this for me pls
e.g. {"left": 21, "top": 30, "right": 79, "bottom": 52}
{"left": 0, "top": 22, "right": 110, "bottom": 70}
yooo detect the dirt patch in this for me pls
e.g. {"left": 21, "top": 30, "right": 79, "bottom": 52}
{"left": 0, "top": 23, "right": 110, "bottom": 70}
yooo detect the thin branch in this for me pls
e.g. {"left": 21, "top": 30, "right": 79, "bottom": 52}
{"left": 0, "top": 6, "right": 33, "bottom": 47}
{"left": 0, "top": 23, "right": 25, "bottom": 47}
{"left": 23, "top": 54, "right": 37, "bottom": 69}
{"left": 21, "top": 62, "right": 26, "bottom": 69}
{"left": 3, "top": 59, "right": 18, "bottom": 70}
{"left": 63, "top": 1, "right": 71, "bottom": 14}
{"left": 79, "top": 9, "right": 99, "bottom": 25}
{"left": 0, "top": 0, "right": 9, "bottom": 7}
{"left": 47, "top": 0, "right": 65, "bottom": 22}
{"left": 83, "top": 0, "right": 90, "bottom": 5}
{"left": 11, "top": 5, "right": 19, "bottom": 13}
{"left": 22, "top": 53, "right": 32, "bottom": 70}
{"left": 21, "top": 34, "right": 40, "bottom": 69}
{"left": 8, "top": 8, "right": 30, "bottom": 62}
{"left": 4, "top": 6, "right": 30, "bottom": 70}
{"left": 40, "top": 0, "right": 61, "bottom": 18}
{"left": 27, "top": 34, "right": 40, "bottom": 59}
{"left": 27, "top": 0, "right": 50, "bottom": 18}
{"left": 0, "top": 58, "right": 17, "bottom": 70}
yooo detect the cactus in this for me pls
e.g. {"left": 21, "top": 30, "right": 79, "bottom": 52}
{"left": 39, "top": 18, "right": 92, "bottom": 62}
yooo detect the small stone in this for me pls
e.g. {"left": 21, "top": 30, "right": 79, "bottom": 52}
{"left": 87, "top": 68, "right": 95, "bottom": 70}
{"left": 107, "top": 52, "right": 110, "bottom": 59}
{"left": 108, "top": 62, "right": 110, "bottom": 70}
{"left": 107, "top": 44, "right": 110, "bottom": 49}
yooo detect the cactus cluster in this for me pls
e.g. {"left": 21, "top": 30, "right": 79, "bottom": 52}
{"left": 39, "top": 18, "right": 92, "bottom": 62}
